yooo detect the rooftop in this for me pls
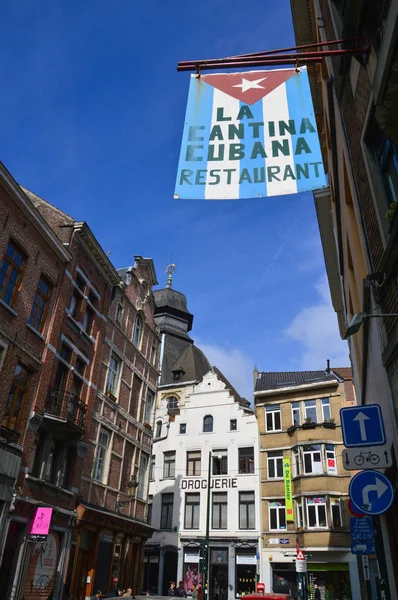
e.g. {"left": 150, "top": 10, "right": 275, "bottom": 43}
{"left": 255, "top": 369, "right": 340, "bottom": 392}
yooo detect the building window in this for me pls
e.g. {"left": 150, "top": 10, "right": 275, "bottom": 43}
{"left": 303, "top": 445, "right": 323, "bottom": 474}
{"left": 116, "top": 301, "right": 124, "bottom": 324}
{"left": 212, "top": 492, "right": 227, "bottom": 529}
{"left": 292, "top": 447, "right": 301, "bottom": 477}
{"left": 321, "top": 398, "right": 331, "bottom": 421}
{"left": 132, "top": 313, "right": 143, "bottom": 347}
{"left": 167, "top": 396, "right": 178, "bottom": 410}
{"left": 212, "top": 450, "right": 228, "bottom": 475}
{"left": 106, "top": 354, "right": 121, "bottom": 397}
{"left": 144, "top": 389, "right": 154, "bottom": 424}
{"left": 69, "top": 291, "right": 81, "bottom": 319}
{"left": 180, "top": 423, "right": 187, "bottom": 434}
{"left": 370, "top": 118, "right": 398, "bottom": 208}
{"left": 155, "top": 421, "right": 162, "bottom": 438}
{"left": 266, "top": 404, "right": 281, "bottom": 432}
{"left": 306, "top": 497, "right": 327, "bottom": 528}
{"left": 304, "top": 400, "right": 317, "bottom": 423}
{"left": 239, "top": 447, "right": 254, "bottom": 474}
{"left": 2, "top": 363, "right": 30, "bottom": 432}
{"left": 292, "top": 402, "right": 301, "bottom": 426}
{"left": 93, "top": 428, "right": 111, "bottom": 482}
{"left": 28, "top": 276, "right": 51, "bottom": 332}
{"left": 269, "top": 500, "right": 286, "bottom": 531}
{"left": 160, "top": 493, "right": 174, "bottom": 529}
{"left": 296, "top": 499, "right": 304, "bottom": 527}
{"left": 184, "top": 493, "right": 200, "bottom": 529}
{"left": 203, "top": 415, "right": 213, "bottom": 432}
{"left": 147, "top": 495, "right": 153, "bottom": 525}
{"left": 137, "top": 453, "right": 149, "bottom": 498}
{"left": 326, "top": 444, "right": 337, "bottom": 473}
{"left": 187, "top": 451, "right": 201, "bottom": 476}
{"left": 331, "top": 498, "right": 343, "bottom": 529}
{"left": 239, "top": 492, "right": 255, "bottom": 529}
{"left": 76, "top": 274, "right": 85, "bottom": 291}
{"left": 267, "top": 451, "right": 283, "bottom": 479}
{"left": 150, "top": 455, "right": 155, "bottom": 480}
{"left": 230, "top": 419, "right": 237, "bottom": 431}
{"left": 82, "top": 305, "right": 94, "bottom": 334}
{"left": 163, "top": 451, "right": 176, "bottom": 478}
{"left": 150, "top": 342, "right": 157, "bottom": 366}
{"left": 0, "top": 241, "right": 25, "bottom": 306}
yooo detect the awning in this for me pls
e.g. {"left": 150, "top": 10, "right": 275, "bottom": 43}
{"left": 77, "top": 503, "right": 156, "bottom": 537}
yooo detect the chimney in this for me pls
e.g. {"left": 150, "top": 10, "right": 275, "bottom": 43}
{"left": 326, "top": 359, "right": 330, "bottom": 374}
{"left": 253, "top": 365, "right": 259, "bottom": 390}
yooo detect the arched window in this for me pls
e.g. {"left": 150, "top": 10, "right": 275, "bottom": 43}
{"left": 132, "top": 313, "right": 142, "bottom": 346}
{"left": 155, "top": 421, "right": 162, "bottom": 438}
{"left": 167, "top": 396, "right": 179, "bottom": 410}
{"left": 203, "top": 415, "right": 214, "bottom": 433}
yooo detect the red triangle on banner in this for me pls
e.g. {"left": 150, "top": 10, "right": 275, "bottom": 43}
{"left": 201, "top": 69, "right": 297, "bottom": 105}
{"left": 296, "top": 550, "right": 305, "bottom": 560}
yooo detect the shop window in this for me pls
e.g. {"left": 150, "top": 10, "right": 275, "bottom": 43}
{"left": 160, "top": 493, "right": 174, "bottom": 529}
{"left": 184, "top": 493, "right": 200, "bottom": 529}
{"left": 239, "top": 492, "right": 255, "bottom": 529}
{"left": 267, "top": 451, "right": 283, "bottom": 479}
{"left": 93, "top": 428, "right": 111, "bottom": 482}
{"left": 212, "top": 450, "right": 228, "bottom": 475}
{"left": 180, "top": 423, "right": 187, "bottom": 434}
{"left": 236, "top": 554, "right": 256, "bottom": 596}
{"left": 187, "top": 451, "right": 201, "bottom": 476}
{"left": 266, "top": 404, "right": 281, "bottom": 431}
{"left": 326, "top": 445, "right": 337, "bottom": 474}
{"left": 163, "top": 451, "right": 176, "bottom": 479}
{"left": 306, "top": 497, "right": 327, "bottom": 528}
{"left": 331, "top": 498, "right": 343, "bottom": 528}
{"left": 28, "top": 276, "right": 51, "bottom": 332}
{"left": 292, "top": 402, "right": 301, "bottom": 426}
{"left": 239, "top": 447, "right": 254, "bottom": 474}
{"left": 321, "top": 398, "right": 331, "bottom": 421}
{"left": 303, "top": 445, "right": 323, "bottom": 474}
{"left": 150, "top": 455, "right": 155, "bottom": 480}
{"left": 2, "top": 363, "right": 30, "bottom": 433}
{"left": 203, "top": 414, "right": 213, "bottom": 432}
{"left": 0, "top": 240, "right": 25, "bottom": 306}
{"left": 269, "top": 500, "right": 286, "bottom": 531}
{"left": 230, "top": 418, "right": 237, "bottom": 431}
{"left": 304, "top": 400, "right": 317, "bottom": 423}
{"left": 212, "top": 492, "right": 227, "bottom": 529}
{"left": 105, "top": 353, "right": 121, "bottom": 398}
{"left": 132, "top": 313, "right": 143, "bottom": 347}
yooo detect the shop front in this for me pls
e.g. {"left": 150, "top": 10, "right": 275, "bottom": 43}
{"left": 307, "top": 563, "right": 352, "bottom": 600}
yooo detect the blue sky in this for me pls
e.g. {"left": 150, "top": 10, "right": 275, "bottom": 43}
{"left": 1, "top": 0, "right": 349, "bottom": 398}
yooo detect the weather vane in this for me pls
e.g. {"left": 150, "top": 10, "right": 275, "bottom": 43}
{"left": 165, "top": 264, "right": 176, "bottom": 288}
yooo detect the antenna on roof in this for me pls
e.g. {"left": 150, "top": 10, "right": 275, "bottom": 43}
{"left": 165, "top": 263, "right": 177, "bottom": 289}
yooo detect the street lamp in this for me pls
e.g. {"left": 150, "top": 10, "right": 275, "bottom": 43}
{"left": 344, "top": 312, "right": 398, "bottom": 339}
{"left": 115, "top": 475, "right": 139, "bottom": 511}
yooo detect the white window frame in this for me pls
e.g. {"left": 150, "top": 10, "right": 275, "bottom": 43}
{"left": 326, "top": 444, "right": 337, "bottom": 474}
{"left": 292, "top": 447, "right": 301, "bottom": 477}
{"left": 267, "top": 451, "right": 284, "bottom": 479}
{"left": 296, "top": 499, "right": 304, "bottom": 527}
{"left": 268, "top": 500, "right": 287, "bottom": 531}
{"left": 149, "top": 455, "right": 155, "bottom": 480}
{"left": 292, "top": 402, "right": 301, "bottom": 426}
{"left": 266, "top": 404, "right": 282, "bottom": 432}
{"left": 302, "top": 444, "right": 323, "bottom": 474}
{"left": 93, "top": 428, "right": 111, "bottom": 482}
{"left": 137, "top": 453, "right": 149, "bottom": 499}
{"left": 106, "top": 353, "right": 121, "bottom": 396}
{"left": 155, "top": 421, "right": 162, "bottom": 438}
{"left": 304, "top": 400, "right": 317, "bottom": 423}
{"left": 330, "top": 497, "right": 343, "bottom": 529}
{"left": 321, "top": 398, "right": 331, "bottom": 421}
{"left": 306, "top": 497, "right": 328, "bottom": 529}
{"left": 144, "top": 389, "right": 154, "bottom": 424}
{"left": 132, "top": 313, "right": 143, "bottom": 347}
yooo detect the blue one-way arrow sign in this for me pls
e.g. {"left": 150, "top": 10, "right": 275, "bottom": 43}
{"left": 340, "top": 404, "right": 386, "bottom": 448}
{"left": 349, "top": 470, "right": 394, "bottom": 515}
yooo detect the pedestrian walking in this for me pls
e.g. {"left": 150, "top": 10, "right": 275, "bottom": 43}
{"left": 176, "top": 582, "right": 186, "bottom": 598}
{"left": 191, "top": 585, "right": 198, "bottom": 600}
{"left": 168, "top": 582, "right": 176, "bottom": 596}
{"left": 314, "top": 584, "right": 321, "bottom": 600}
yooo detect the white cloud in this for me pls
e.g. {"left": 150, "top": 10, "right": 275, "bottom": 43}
{"left": 196, "top": 340, "right": 253, "bottom": 402}
{"left": 284, "top": 275, "right": 349, "bottom": 369}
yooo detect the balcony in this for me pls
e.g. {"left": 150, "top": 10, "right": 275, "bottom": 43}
{"left": 44, "top": 389, "right": 87, "bottom": 433}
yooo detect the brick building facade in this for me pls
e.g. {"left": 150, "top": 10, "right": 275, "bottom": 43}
{"left": 290, "top": 1, "right": 398, "bottom": 598}
{"left": 0, "top": 162, "right": 159, "bottom": 600}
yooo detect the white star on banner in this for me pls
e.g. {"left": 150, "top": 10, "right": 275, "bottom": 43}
{"left": 232, "top": 77, "right": 267, "bottom": 93}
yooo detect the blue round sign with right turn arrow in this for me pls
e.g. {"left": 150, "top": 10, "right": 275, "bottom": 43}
{"left": 349, "top": 470, "right": 394, "bottom": 515}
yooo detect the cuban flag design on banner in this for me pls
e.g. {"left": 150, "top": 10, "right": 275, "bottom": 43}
{"left": 174, "top": 68, "right": 327, "bottom": 200}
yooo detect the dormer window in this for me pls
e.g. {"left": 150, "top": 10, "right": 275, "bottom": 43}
{"left": 172, "top": 365, "right": 185, "bottom": 383}
{"left": 167, "top": 397, "right": 179, "bottom": 410}
{"left": 203, "top": 415, "right": 213, "bottom": 433}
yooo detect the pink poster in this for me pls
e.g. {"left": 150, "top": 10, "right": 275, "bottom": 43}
{"left": 30, "top": 507, "right": 53, "bottom": 540}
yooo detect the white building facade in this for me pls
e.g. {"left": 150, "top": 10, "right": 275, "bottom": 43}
{"left": 145, "top": 370, "right": 261, "bottom": 600}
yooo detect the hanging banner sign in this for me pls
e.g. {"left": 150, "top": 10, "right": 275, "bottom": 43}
{"left": 283, "top": 457, "right": 294, "bottom": 522}
{"left": 174, "top": 68, "right": 327, "bottom": 200}
{"left": 29, "top": 507, "right": 53, "bottom": 542}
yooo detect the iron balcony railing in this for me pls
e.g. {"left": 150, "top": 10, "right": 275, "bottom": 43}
{"left": 45, "top": 389, "right": 87, "bottom": 431}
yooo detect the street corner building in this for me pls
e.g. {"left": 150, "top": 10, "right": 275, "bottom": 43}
{"left": 143, "top": 280, "right": 261, "bottom": 599}
{"left": 254, "top": 366, "right": 359, "bottom": 599}
{"left": 290, "top": 0, "right": 398, "bottom": 598}
{"left": 0, "top": 161, "right": 160, "bottom": 600}
{"left": 174, "top": 68, "right": 327, "bottom": 200}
